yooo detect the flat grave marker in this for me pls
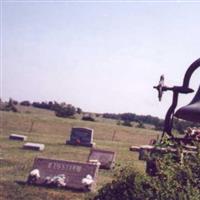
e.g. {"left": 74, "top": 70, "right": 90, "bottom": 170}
{"left": 23, "top": 143, "right": 45, "bottom": 151}
{"left": 9, "top": 134, "right": 27, "bottom": 141}
{"left": 88, "top": 148, "right": 116, "bottom": 169}
{"left": 27, "top": 157, "right": 99, "bottom": 191}
{"left": 66, "top": 127, "right": 95, "bottom": 147}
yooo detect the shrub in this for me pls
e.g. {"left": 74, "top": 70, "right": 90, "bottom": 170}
{"left": 55, "top": 104, "right": 76, "bottom": 118}
{"left": 76, "top": 107, "right": 82, "bottom": 114}
{"left": 90, "top": 144, "right": 200, "bottom": 200}
{"left": 20, "top": 101, "right": 31, "bottom": 106}
{"left": 122, "top": 120, "right": 132, "bottom": 127}
{"left": 1, "top": 98, "right": 19, "bottom": 112}
{"left": 136, "top": 121, "right": 145, "bottom": 129}
{"left": 82, "top": 115, "right": 95, "bottom": 122}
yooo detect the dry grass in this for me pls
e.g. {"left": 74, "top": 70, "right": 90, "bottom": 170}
{"left": 0, "top": 107, "right": 159, "bottom": 200}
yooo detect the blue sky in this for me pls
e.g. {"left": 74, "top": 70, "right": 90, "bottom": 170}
{"left": 1, "top": 1, "right": 200, "bottom": 118}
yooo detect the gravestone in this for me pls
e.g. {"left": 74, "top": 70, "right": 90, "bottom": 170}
{"left": 9, "top": 134, "right": 27, "bottom": 141}
{"left": 66, "top": 127, "right": 95, "bottom": 147}
{"left": 23, "top": 143, "right": 45, "bottom": 151}
{"left": 88, "top": 148, "right": 116, "bottom": 169}
{"left": 27, "top": 157, "right": 99, "bottom": 191}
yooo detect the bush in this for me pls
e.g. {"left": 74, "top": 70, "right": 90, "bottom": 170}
{"left": 32, "top": 101, "right": 50, "bottom": 109}
{"left": 82, "top": 115, "right": 95, "bottom": 122}
{"left": 76, "top": 107, "right": 82, "bottom": 114}
{"left": 89, "top": 144, "right": 200, "bottom": 200}
{"left": 1, "top": 99, "right": 19, "bottom": 112}
{"left": 20, "top": 101, "right": 31, "bottom": 106}
{"left": 122, "top": 120, "right": 132, "bottom": 127}
{"left": 55, "top": 104, "right": 76, "bottom": 118}
{"left": 136, "top": 121, "right": 145, "bottom": 129}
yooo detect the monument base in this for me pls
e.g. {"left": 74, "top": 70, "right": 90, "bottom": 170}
{"left": 66, "top": 141, "right": 95, "bottom": 147}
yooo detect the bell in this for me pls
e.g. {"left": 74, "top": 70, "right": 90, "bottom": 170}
{"left": 174, "top": 86, "right": 200, "bottom": 123}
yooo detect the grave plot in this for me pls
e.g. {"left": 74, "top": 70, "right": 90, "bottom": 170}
{"left": 23, "top": 143, "right": 45, "bottom": 151}
{"left": 66, "top": 127, "right": 95, "bottom": 147}
{"left": 27, "top": 157, "right": 99, "bottom": 191}
{"left": 9, "top": 134, "right": 27, "bottom": 141}
{"left": 88, "top": 149, "right": 116, "bottom": 169}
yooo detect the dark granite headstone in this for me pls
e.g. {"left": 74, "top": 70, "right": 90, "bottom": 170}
{"left": 27, "top": 157, "right": 99, "bottom": 191}
{"left": 66, "top": 127, "right": 95, "bottom": 147}
{"left": 88, "top": 149, "right": 116, "bottom": 169}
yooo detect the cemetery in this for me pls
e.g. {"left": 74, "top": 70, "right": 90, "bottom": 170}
{"left": 2, "top": 0, "right": 200, "bottom": 198}
{"left": 0, "top": 58, "right": 199, "bottom": 199}
{"left": 1, "top": 106, "right": 158, "bottom": 199}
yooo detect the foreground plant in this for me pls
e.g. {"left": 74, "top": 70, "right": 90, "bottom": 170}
{"left": 89, "top": 143, "right": 200, "bottom": 200}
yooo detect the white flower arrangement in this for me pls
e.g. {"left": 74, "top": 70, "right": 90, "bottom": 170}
{"left": 27, "top": 169, "right": 40, "bottom": 184}
{"left": 30, "top": 169, "right": 40, "bottom": 178}
{"left": 81, "top": 174, "right": 94, "bottom": 186}
{"left": 45, "top": 174, "right": 66, "bottom": 187}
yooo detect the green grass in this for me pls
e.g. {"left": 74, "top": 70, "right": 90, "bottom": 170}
{"left": 0, "top": 108, "right": 159, "bottom": 200}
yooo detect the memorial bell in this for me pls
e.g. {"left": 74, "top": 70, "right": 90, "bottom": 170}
{"left": 175, "top": 86, "right": 200, "bottom": 123}
{"left": 154, "top": 58, "right": 200, "bottom": 138}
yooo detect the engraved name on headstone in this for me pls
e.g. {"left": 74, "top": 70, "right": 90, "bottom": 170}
{"left": 27, "top": 157, "right": 99, "bottom": 191}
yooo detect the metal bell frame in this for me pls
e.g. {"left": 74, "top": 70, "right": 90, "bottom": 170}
{"left": 154, "top": 58, "right": 200, "bottom": 139}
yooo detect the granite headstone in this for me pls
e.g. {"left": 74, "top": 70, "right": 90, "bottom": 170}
{"left": 66, "top": 127, "right": 95, "bottom": 147}
{"left": 88, "top": 148, "right": 116, "bottom": 169}
{"left": 27, "top": 157, "right": 99, "bottom": 191}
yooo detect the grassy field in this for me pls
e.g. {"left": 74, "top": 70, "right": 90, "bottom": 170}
{"left": 0, "top": 107, "right": 159, "bottom": 200}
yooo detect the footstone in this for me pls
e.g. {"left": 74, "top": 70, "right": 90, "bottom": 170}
{"left": 88, "top": 149, "right": 116, "bottom": 169}
{"left": 66, "top": 127, "right": 95, "bottom": 147}
{"left": 27, "top": 157, "right": 99, "bottom": 191}
{"left": 9, "top": 134, "right": 27, "bottom": 141}
{"left": 23, "top": 143, "right": 45, "bottom": 151}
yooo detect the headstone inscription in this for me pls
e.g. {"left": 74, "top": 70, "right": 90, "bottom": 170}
{"left": 9, "top": 134, "right": 27, "bottom": 141}
{"left": 27, "top": 157, "right": 99, "bottom": 191}
{"left": 23, "top": 143, "right": 45, "bottom": 151}
{"left": 88, "top": 149, "right": 116, "bottom": 169}
{"left": 66, "top": 127, "right": 95, "bottom": 147}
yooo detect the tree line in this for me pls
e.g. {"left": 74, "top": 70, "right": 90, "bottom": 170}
{"left": 102, "top": 112, "right": 199, "bottom": 134}
{"left": 1, "top": 98, "right": 199, "bottom": 133}
{"left": 0, "top": 99, "right": 82, "bottom": 118}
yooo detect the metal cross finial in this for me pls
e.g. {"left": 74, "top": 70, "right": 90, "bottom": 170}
{"left": 153, "top": 75, "right": 165, "bottom": 101}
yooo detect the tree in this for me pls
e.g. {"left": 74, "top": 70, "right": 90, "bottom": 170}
{"left": 55, "top": 104, "right": 76, "bottom": 118}
{"left": 122, "top": 120, "right": 132, "bottom": 127}
{"left": 82, "top": 114, "right": 95, "bottom": 122}
{"left": 77, "top": 107, "right": 82, "bottom": 114}
{"left": 136, "top": 121, "right": 145, "bottom": 129}
{"left": 20, "top": 100, "right": 31, "bottom": 106}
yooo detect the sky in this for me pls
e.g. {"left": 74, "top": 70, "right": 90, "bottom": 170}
{"left": 1, "top": 0, "right": 200, "bottom": 118}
